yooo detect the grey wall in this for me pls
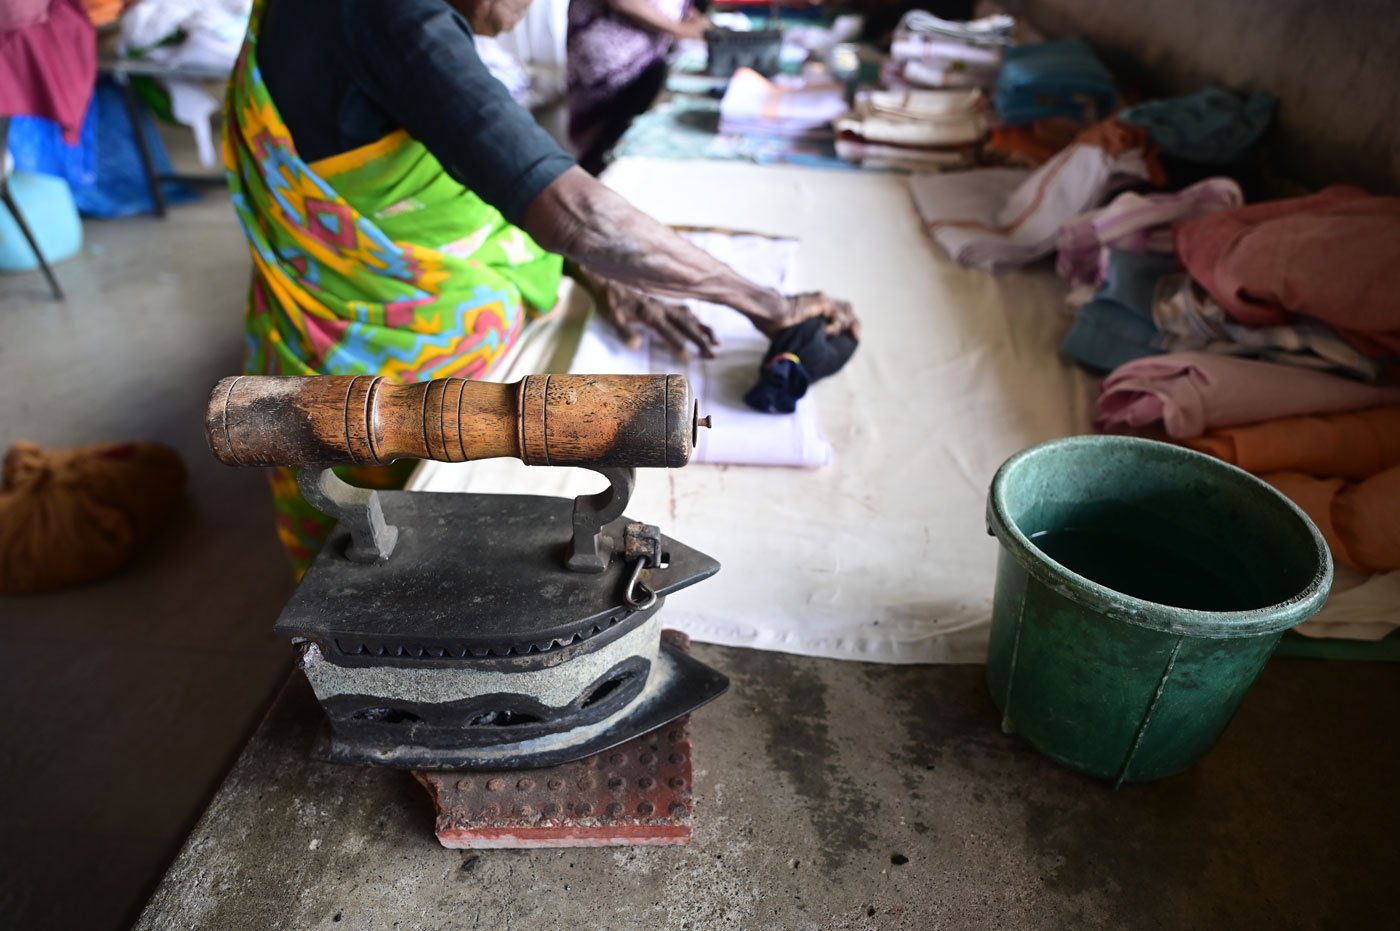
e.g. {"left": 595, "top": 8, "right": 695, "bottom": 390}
{"left": 999, "top": 0, "right": 1400, "bottom": 194}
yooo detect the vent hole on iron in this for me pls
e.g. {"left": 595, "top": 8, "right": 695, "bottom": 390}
{"left": 581, "top": 674, "right": 632, "bottom": 710}
{"left": 351, "top": 707, "right": 423, "bottom": 725}
{"left": 467, "top": 709, "right": 542, "bottom": 727}
{"left": 660, "top": 551, "right": 671, "bottom": 569}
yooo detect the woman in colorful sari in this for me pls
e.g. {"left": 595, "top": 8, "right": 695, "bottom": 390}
{"left": 226, "top": 0, "right": 858, "bottom": 573}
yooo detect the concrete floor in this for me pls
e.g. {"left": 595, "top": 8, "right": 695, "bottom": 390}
{"left": 135, "top": 647, "right": 1399, "bottom": 931}
{"left": 0, "top": 189, "right": 295, "bottom": 931}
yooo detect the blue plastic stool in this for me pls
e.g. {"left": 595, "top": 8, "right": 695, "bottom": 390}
{"left": 0, "top": 169, "right": 82, "bottom": 294}
{"left": 2, "top": 113, "right": 79, "bottom": 300}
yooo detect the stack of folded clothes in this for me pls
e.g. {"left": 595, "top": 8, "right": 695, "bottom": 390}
{"left": 835, "top": 87, "right": 988, "bottom": 170}
{"left": 883, "top": 9, "right": 1013, "bottom": 91}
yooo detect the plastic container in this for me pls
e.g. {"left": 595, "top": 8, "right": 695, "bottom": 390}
{"left": 985, "top": 435, "right": 1332, "bottom": 785}
{"left": 706, "top": 29, "right": 784, "bottom": 77}
{"left": 0, "top": 170, "right": 82, "bottom": 273}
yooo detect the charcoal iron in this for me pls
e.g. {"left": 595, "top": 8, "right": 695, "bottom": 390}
{"left": 205, "top": 373, "right": 727, "bottom": 770}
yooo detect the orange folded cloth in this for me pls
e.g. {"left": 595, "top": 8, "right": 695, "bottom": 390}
{"left": 985, "top": 118, "right": 1084, "bottom": 167}
{"left": 0, "top": 440, "right": 186, "bottom": 593}
{"left": 1185, "top": 406, "right": 1400, "bottom": 480}
{"left": 83, "top": 0, "right": 130, "bottom": 27}
{"left": 1265, "top": 468, "right": 1400, "bottom": 573}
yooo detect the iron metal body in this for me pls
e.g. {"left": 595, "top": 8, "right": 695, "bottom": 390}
{"left": 280, "top": 469, "right": 727, "bottom": 770}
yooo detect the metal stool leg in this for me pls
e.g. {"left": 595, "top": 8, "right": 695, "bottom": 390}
{"left": 115, "top": 74, "right": 167, "bottom": 218}
{"left": 0, "top": 184, "right": 64, "bottom": 301}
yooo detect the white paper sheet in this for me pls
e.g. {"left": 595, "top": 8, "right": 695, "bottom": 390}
{"left": 569, "top": 232, "right": 832, "bottom": 468}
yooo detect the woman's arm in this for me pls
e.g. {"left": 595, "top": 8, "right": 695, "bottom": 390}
{"left": 342, "top": 0, "right": 855, "bottom": 353}
{"left": 522, "top": 167, "right": 859, "bottom": 341}
{"left": 604, "top": 0, "right": 708, "bottom": 39}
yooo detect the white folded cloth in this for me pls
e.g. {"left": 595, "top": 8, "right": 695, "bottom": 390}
{"left": 836, "top": 88, "right": 989, "bottom": 148}
{"left": 717, "top": 67, "right": 848, "bottom": 139}
{"left": 910, "top": 137, "right": 1155, "bottom": 270}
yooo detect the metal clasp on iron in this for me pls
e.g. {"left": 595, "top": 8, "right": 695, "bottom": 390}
{"left": 622, "top": 522, "right": 663, "bottom": 610}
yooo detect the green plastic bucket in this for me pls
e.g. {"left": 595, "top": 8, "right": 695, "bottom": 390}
{"left": 985, "top": 436, "right": 1332, "bottom": 785}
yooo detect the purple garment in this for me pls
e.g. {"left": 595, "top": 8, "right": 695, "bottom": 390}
{"left": 1056, "top": 177, "right": 1243, "bottom": 287}
{"left": 567, "top": 0, "right": 686, "bottom": 143}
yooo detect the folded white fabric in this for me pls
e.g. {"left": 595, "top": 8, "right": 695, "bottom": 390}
{"left": 895, "top": 9, "right": 1015, "bottom": 46}
{"left": 863, "top": 87, "right": 986, "bottom": 121}
{"left": 898, "top": 58, "right": 989, "bottom": 89}
{"left": 887, "top": 11, "right": 1010, "bottom": 90}
{"left": 718, "top": 67, "right": 848, "bottom": 139}
{"left": 835, "top": 117, "right": 980, "bottom": 150}
{"left": 835, "top": 138, "right": 974, "bottom": 171}
{"left": 837, "top": 88, "right": 989, "bottom": 148}
{"left": 890, "top": 36, "right": 1002, "bottom": 70}
{"left": 910, "top": 139, "right": 1155, "bottom": 270}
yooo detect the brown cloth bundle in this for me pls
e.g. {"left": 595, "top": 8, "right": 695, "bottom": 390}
{"left": 1185, "top": 407, "right": 1400, "bottom": 572}
{"left": 0, "top": 440, "right": 186, "bottom": 593}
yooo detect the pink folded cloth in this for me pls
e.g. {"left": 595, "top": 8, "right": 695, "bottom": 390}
{"left": 1174, "top": 185, "right": 1400, "bottom": 358}
{"left": 1096, "top": 352, "right": 1400, "bottom": 438}
{"left": 0, "top": 0, "right": 51, "bottom": 31}
{"left": 1056, "top": 177, "right": 1243, "bottom": 286}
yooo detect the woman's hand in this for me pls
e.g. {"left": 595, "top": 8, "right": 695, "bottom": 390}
{"left": 604, "top": 0, "right": 710, "bottom": 41}
{"left": 528, "top": 170, "right": 861, "bottom": 354}
{"left": 672, "top": 10, "right": 712, "bottom": 41}
{"left": 593, "top": 277, "right": 719, "bottom": 359}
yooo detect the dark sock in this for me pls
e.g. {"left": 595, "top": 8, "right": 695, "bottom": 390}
{"left": 743, "top": 318, "right": 858, "bottom": 414}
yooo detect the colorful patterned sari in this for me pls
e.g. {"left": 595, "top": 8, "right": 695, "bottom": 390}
{"left": 224, "top": 0, "right": 563, "bottom": 573}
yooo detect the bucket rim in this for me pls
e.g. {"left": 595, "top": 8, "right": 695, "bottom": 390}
{"left": 987, "top": 435, "right": 1334, "bottom": 638}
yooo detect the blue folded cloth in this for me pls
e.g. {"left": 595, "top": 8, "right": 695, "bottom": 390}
{"left": 1118, "top": 86, "right": 1277, "bottom": 165}
{"left": 995, "top": 39, "right": 1117, "bottom": 125}
{"left": 1060, "top": 251, "right": 1180, "bottom": 373}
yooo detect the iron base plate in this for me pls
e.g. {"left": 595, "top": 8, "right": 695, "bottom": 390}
{"left": 309, "top": 638, "right": 728, "bottom": 770}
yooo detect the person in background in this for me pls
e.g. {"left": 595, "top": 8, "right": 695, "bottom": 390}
{"left": 229, "top": 0, "right": 857, "bottom": 572}
{"left": 567, "top": 0, "right": 710, "bottom": 173}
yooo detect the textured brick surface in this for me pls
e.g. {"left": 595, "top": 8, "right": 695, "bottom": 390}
{"left": 411, "top": 628, "right": 701, "bottom": 848}
{"left": 413, "top": 717, "right": 694, "bottom": 848}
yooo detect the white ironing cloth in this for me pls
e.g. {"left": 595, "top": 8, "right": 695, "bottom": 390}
{"left": 412, "top": 158, "right": 1101, "bottom": 663}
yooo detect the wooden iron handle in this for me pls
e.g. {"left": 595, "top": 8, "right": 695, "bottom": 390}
{"left": 206, "top": 374, "right": 701, "bottom": 469}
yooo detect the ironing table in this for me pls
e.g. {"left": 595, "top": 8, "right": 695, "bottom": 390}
{"left": 410, "top": 156, "right": 1098, "bottom": 665}
{"left": 408, "top": 156, "right": 1397, "bottom": 657}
